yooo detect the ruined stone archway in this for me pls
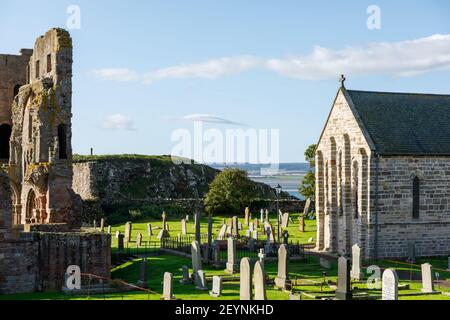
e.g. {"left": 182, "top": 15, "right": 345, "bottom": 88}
{"left": 26, "top": 188, "right": 38, "bottom": 224}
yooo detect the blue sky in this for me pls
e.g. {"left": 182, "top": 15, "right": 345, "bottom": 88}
{"left": 1, "top": 0, "right": 450, "bottom": 162}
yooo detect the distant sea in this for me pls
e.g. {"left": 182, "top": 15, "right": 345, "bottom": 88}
{"left": 208, "top": 163, "right": 308, "bottom": 200}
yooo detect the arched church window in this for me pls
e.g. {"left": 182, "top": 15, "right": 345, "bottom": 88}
{"left": 413, "top": 176, "right": 420, "bottom": 219}
{"left": 58, "top": 124, "right": 68, "bottom": 159}
{"left": 353, "top": 161, "right": 359, "bottom": 219}
{"left": 0, "top": 124, "right": 12, "bottom": 160}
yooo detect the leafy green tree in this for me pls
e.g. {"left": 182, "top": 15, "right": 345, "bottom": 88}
{"left": 204, "top": 168, "right": 258, "bottom": 215}
{"left": 299, "top": 144, "right": 316, "bottom": 199}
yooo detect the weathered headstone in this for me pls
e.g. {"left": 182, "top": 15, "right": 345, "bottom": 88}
{"left": 303, "top": 198, "right": 311, "bottom": 216}
{"left": 281, "top": 212, "right": 290, "bottom": 228}
{"left": 162, "top": 272, "right": 175, "bottom": 300}
{"left": 100, "top": 218, "right": 105, "bottom": 233}
{"left": 254, "top": 218, "right": 259, "bottom": 229}
{"left": 225, "top": 237, "right": 237, "bottom": 274}
{"left": 107, "top": 225, "right": 111, "bottom": 234}
{"left": 240, "top": 257, "right": 252, "bottom": 300}
{"left": 186, "top": 214, "right": 189, "bottom": 222}
{"left": 147, "top": 223, "right": 153, "bottom": 237}
{"left": 265, "top": 209, "right": 269, "bottom": 222}
{"left": 196, "top": 270, "right": 208, "bottom": 291}
{"left": 264, "top": 222, "right": 275, "bottom": 242}
{"left": 335, "top": 257, "right": 352, "bottom": 300}
{"left": 244, "top": 207, "right": 250, "bottom": 226}
{"left": 421, "top": 263, "right": 436, "bottom": 293}
{"left": 350, "top": 244, "right": 363, "bottom": 281}
{"left": 274, "top": 244, "right": 289, "bottom": 289}
{"left": 382, "top": 269, "right": 398, "bottom": 300}
{"left": 260, "top": 209, "right": 264, "bottom": 223}
{"left": 180, "top": 265, "right": 191, "bottom": 284}
{"left": 136, "top": 233, "right": 143, "bottom": 247}
{"left": 117, "top": 234, "right": 124, "bottom": 252}
{"left": 231, "top": 216, "right": 239, "bottom": 237}
{"left": 115, "top": 230, "right": 120, "bottom": 238}
{"left": 264, "top": 227, "right": 272, "bottom": 253}
{"left": 298, "top": 215, "right": 305, "bottom": 232}
{"left": 249, "top": 222, "right": 254, "bottom": 232}
{"left": 195, "top": 211, "right": 201, "bottom": 243}
{"left": 137, "top": 257, "right": 148, "bottom": 288}
{"left": 162, "top": 211, "right": 168, "bottom": 230}
{"left": 124, "top": 222, "right": 132, "bottom": 242}
{"left": 258, "top": 248, "right": 266, "bottom": 268}
{"left": 191, "top": 241, "right": 203, "bottom": 281}
{"left": 253, "top": 260, "right": 266, "bottom": 300}
{"left": 181, "top": 219, "right": 187, "bottom": 235}
{"left": 209, "top": 276, "right": 222, "bottom": 298}
{"left": 212, "top": 241, "right": 222, "bottom": 269}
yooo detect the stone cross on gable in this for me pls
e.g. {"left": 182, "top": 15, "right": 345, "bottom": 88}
{"left": 339, "top": 74, "right": 346, "bottom": 88}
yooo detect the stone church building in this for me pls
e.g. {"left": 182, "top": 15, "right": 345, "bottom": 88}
{"left": 315, "top": 80, "right": 450, "bottom": 259}
{"left": 0, "top": 29, "right": 110, "bottom": 293}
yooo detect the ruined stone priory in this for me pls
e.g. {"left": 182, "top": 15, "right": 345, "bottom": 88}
{"left": 0, "top": 28, "right": 110, "bottom": 293}
{"left": 315, "top": 77, "right": 450, "bottom": 259}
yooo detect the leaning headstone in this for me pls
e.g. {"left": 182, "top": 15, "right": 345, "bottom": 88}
{"left": 209, "top": 276, "right": 222, "bottom": 298}
{"left": 147, "top": 223, "right": 153, "bottom": 237}
{"left": 225, "top": 237, "right": 237, "bottom": 274}
{"left": 196, "top": 270, "right": 208, "bottom": 291}
{"left": 350, "top": 244, "right": 363, "bottom": 281}
{"left": 320, "top": 257, "right": 331, "bottom": 269}
{"left": 100, "top": 218, "right": 105, "bottom": 233}
{"left": 107, "top": 225, "right": 111, "bottom": 234}
{"left": 181, "top": 219, "right": 187, "bottom": 235}
{"left": 137, "top": 257, "right": 148, "bottom": 288}
{"left": 382, "top": 269, "right": 398, "bottom": 300}
{"left": 274, "top": 244, "right": 289, "bottom": 290}
{"left": 240, "top": 257, "right": 252, "bottom": 300}
{"left": 191, "top": 241, "right": 203, "bottom": 281}
{"left": 298, "top": 215, "right": 305, "bottom": 232}
{"left": 136, "top": 233, "right": 143, "bottom": 247}
{"left": 162, "top": 272, "right": 175, "bottom": 300}
{"left": 303, "top": 198, "right": 311, "bottom": 216}
{"left": 253, "top": 260, "right": 266, "bottom": 300}
{"left": 180, "top": 265, "right": 191, "bottom": 284}
{"left": 124, "top": 222, "right": 132, "bottom": 242}
{"left": 421, "top": 263, "right": 436, "bottom": 293}
{"left": 335, "top": 257, "right": 352, "bottom": 300}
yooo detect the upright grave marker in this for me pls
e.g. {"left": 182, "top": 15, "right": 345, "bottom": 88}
{"left": 335, "top": 257, "right": 352, "bottom": 300}
{"left": 124, "top": 222, "right": 132, "bottom": 243}
{"left": 350, "top": 244, "right": 363, "bottom": 280}
{"left": 225, "top": 237, "right": 237, "bottom": 274}
{"left": 254, "top": 260, "right": 267, "bottom": 300}
{"left": 210, "top": 276, "right": 222, "bottom": 298}
{"left": 421, "top": 263, "right": 436, "bottom": 293}
{"left": 382, "top": 269, "right": 398, "bottom": 300}
{"left": 274, "top": 244, "right": 289, "bottom": 290}
{"left": 191, "top": 241, "right": 203, "bottom": 282}
{"left": 162, "top": 272, "right": 175, "bottom": 300}
{"left": 240, "top": 257, "right": 252, "bottom": 300}
{"left": 181, "top": 219, "right": 187, "bottom": 235}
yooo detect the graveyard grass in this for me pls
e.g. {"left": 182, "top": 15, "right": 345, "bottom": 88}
{"left": 2, "top": 214, "right": 450, "bottom": 300}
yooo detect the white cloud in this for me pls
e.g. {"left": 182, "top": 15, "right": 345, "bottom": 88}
{"left": 183, "top": 114, "right": 248, "bottom": 126}
{"left": 101, "top": 114, "right": 136, "bottom": 130}
{"left": 91, "top": 34, "right": 450, "bottom": 83}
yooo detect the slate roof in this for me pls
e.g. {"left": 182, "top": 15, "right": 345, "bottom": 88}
{"left": 346, "top": 89, "right": 450, "bottom": 155}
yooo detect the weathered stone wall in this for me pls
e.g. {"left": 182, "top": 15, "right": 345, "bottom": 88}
{"left": 369, "top": 156, "right": 450, "bottom": 258}
{"left": 315, "top": 88, "right": 373, "bottom": 257}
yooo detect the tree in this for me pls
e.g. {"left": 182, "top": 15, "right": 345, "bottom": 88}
{"left": 299, "top": 144, "right": 316, "bottom": 199}
{"left": 204, "top": 168, "right": 258, "bottom": 215}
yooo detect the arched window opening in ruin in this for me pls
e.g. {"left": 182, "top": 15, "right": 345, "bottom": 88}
{"left": 0, "top": 124, "right": 12, "bottom": 160}
{"left": 353, "top": 161, "right": 359, "bottom": 219}
{"left": 26, "top": 189, "right": 37, "bottom": 224}
{"left": 35, "top": 60, "right": 40, "bottom": 79}
{"left": 46, "top": 54, "right": 52, "bottom": 73}
{"left": 413, "top": 176, "right": 420, "bottom": 219}
{"left": 13, "top": 84, "right": 22, "bottom": 98}
{"left": 58, "top": 124, "right": 68, "bottom": 159}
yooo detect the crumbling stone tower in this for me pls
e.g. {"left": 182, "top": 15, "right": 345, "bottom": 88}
{"left": 8, "top": 28, "right": 80, "bottom": 228}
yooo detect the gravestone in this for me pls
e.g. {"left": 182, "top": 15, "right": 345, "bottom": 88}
{"left": 254, "top": 260, "right": 267, "bottom": 300}
{"left": 162, "top": 211, "right": 168, "bottom": 230}
{"left": 244, "top": 207, "right": 250, "bottom": 226}
{"left": 212, "top": 241, "right": 222, "bottom": 269}
{"left": 274, "top": 244, "right": 289, "bottom": 290}
{"left": 136, "top": 233, "right": 143, "bottom": 247}
{"left": 157, "top": 228, "right": 170, "bottom": 239}
{"left": 350, "top": 244, "right": 363, "bottom": 281}
{"left": 162, "top": 272, "right": 175, "bottom": 300}
{"left": 93, "top": 219, "right": 97, "bottom": 230}
{"left": 124, "top": 222, "right": 132, "bottom": 242}
{"left": 137, "top": 257, "right": 148, "bottom": 288}
{"left": 258, "top": 249, "right": 266, "bottom": 268}
{"left": 298, "top": 215, "right": 305, "bottom": 232}
{"left": 240, "top": 257, "right": 252, "bottom": 300}
{"left": 225, "top": 237, "right": 237, "bottom": 274}
{"left": 115, "top": 230, "right": 120, "bottom": 238}
{"left": 217, "top": 224, "right": 227, "bottom": 240}
{"left": 254, "top": 218, "right": 259, "bottom": 229}
{"left": 249, "top": 222, "right": 254, "bottom": 232}
{"left": 100, "top": 218, "right": 105, "bottom": 233}
{"left": 180, "top": 265, "right": 191, "bottom": 284}
{"left": 107, "top": 225, "right": 111, "bottom": 234}
{"left": 191, "top": 241, "right": 203, "bottom": 282}
{"left": 320, "top": 257, "right": 331, "bottom": 269}
{"left": 265, "top": 209, "right": 269, "bottom": 222}
{"left": 147, "top": 223, "right": 153, "bottom": 237}
{"left": 238, "top": 223, "right": 243, "bottom": 231}
{"left": 407, "top": 241, "right": 416, "bottom": 263}
{"left": 186, "top": 214, "right": 189, "bottom": 222}
{"left": 231, "top": 216, "right": 239, "bottom": 237}
{"left": 117, "top": 234, "right": 124, "bottom": 252}
{"left": 264, "top": 222, "right": 275, "bottom": 242}
{"left": 209, "top": 276, "right": 222, "bottom": 298}
{"left": 281, "top": 213, "right": 289, "bottom": 228}
{"left": 303, "top": 198, "right": 311, "bottom": 216}
{"left": 421, "top": 263, "right": 436, "bottom": 293}
{"left": 260, "top": 209, "right": 264, "bottom": 223}
{"left": 382, "top": 269, "right": 398, "bottom": 300}
{"left": 196, "top": 270, "right": 208, "bottom": 291}
{"left": 181, "top": 219, "right": 187, "bottom": 235}
{"left": 335, "top": 257, "right": 352, "bottom": 300}
{"left": 264, "top": 227, "right": 272, "bottom": 253}
{"left": 252, "top": 230, "right": 258, "bottom": 240}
